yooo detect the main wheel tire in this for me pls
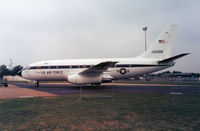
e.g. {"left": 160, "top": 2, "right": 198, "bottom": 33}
{"left": 34, "top": 82, "right": 39, "bottom": 87}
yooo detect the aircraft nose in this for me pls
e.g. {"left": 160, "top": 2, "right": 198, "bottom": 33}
{"left": 17, "top": 69, "right": 23, "bottom": 77}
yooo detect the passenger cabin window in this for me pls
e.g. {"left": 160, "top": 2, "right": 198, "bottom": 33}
{"left": 79, "top": 65, "right": 91, "bottom": 68}
{"left": 71, "top": 65, "right": 79, "bottom": 68}
{"left": 27, "top": 64, "right": 134, "bottom": 70}
{"left": 86, "top": 65, "right": 91, "bottom": 68}
{"left": 41, "top": 66, "right": 49, "bottom": 69}
{"left": 36, "top": 66, "right": 41, "bottom": 69}
{"left": 58, "top": 66, "right": 70, "bottom": 69}
{"left": 130, "top": 64, "right": 135, "bottom": 67}
{"left": 116, "top": 64, "right": 130, "bottom": 68}
{"left": 80, "top": 65, "right": 86, "bottom": 68}
{"left": 49, "top": 66, "right": 57, "bottom": 69}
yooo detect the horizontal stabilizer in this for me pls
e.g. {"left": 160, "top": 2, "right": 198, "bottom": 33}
{"left": 158, "top": 53, "right": 190, "bottom": 63}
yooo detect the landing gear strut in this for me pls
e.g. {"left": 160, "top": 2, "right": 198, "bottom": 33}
{"left": 34, "top": 81, "right": 39, "bottom": 87}
{"left": 91, "top": 83, "right": 101, "bottom": 86}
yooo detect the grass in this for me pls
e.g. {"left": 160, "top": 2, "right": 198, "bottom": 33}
{"left": 1, "top": 94, "right": 200, "bottom": 130}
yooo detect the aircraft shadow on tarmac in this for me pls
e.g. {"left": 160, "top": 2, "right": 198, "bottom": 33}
{"left": 13, "top": 83, "right": 116, "bottom": 95}
{"left": 12, "top": 83, "right": 200, "bottom": 96}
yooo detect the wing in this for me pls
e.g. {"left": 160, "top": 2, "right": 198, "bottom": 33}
{"left": 79, "top": 61, "right": 117, "bottom": 76}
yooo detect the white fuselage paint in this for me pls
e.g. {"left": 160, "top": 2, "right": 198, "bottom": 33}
{"left": 21, "top": 57, "right": 172, "bottom": 82}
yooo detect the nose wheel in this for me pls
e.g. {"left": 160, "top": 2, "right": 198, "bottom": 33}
{"left": 34, "top": 81, "right": 39, "bottom": 87}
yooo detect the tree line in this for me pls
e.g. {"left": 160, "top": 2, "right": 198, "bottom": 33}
{"left": 0, "top": 65, "right": 23, "bottom": 78}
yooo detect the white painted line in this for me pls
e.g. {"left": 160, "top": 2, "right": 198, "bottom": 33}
{"left": 169, "top": 92, "right": 183, "bottom": 95}
{"left": 19, "top": 96, "right": 34, "bottom": 98}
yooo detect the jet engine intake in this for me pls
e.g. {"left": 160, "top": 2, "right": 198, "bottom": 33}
{"left": 68, "top": 74, "right": 102, "bottom": 84}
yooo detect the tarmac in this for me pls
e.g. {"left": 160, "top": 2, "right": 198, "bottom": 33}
{"left": 0, "top": 82, "right": 200, "bottom": 99}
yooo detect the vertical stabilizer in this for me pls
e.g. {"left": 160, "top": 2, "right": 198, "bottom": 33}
{"left": 139, "top": 24, "right": 177, "bottom": 59}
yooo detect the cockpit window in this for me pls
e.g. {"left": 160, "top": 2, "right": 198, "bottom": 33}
{"left": 29, "top": 66, "right": 40, "bottom": 69}
{"left": 29, "top": 66, "right": 36, "bottom": 69}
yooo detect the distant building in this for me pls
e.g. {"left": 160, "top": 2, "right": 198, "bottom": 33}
{"left": 147, "top": 71, "right": 200, "bottom": 81}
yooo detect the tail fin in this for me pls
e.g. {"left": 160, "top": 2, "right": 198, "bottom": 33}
{"left": 139, "top": 24, "right": 177, "bottom": 59}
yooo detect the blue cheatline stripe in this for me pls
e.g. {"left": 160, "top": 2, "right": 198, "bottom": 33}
{"left": 26, "top": 64, "right": 168, "bottom": 70}
{"left": 116, "top": 64, "right": 130, "bottom": 68}
{"left": 58, "top": 65, "right": 70, "bottom": 69}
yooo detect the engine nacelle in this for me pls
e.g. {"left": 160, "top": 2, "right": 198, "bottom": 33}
{"left": 68, "top": 74, "right": 102, "bottom": 84}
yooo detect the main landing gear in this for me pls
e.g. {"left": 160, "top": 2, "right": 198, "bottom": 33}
{"left": 34, "top": 81, "right": 39, "bottom": 87}
{"left": 91, "top": 83, "right": 101, "bottom": 86}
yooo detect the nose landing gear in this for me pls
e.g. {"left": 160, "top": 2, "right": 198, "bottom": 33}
{"left": 34, "top": 81, "right": 39, "bottom": 87}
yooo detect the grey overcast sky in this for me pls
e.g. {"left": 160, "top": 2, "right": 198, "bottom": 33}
{"left": 0, "top": 0, "right": 199, "bottom": 72}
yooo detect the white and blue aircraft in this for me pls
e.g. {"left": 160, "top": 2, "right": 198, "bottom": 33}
{"left": 19, "top": 24, "right": 189, "bottom": 87}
